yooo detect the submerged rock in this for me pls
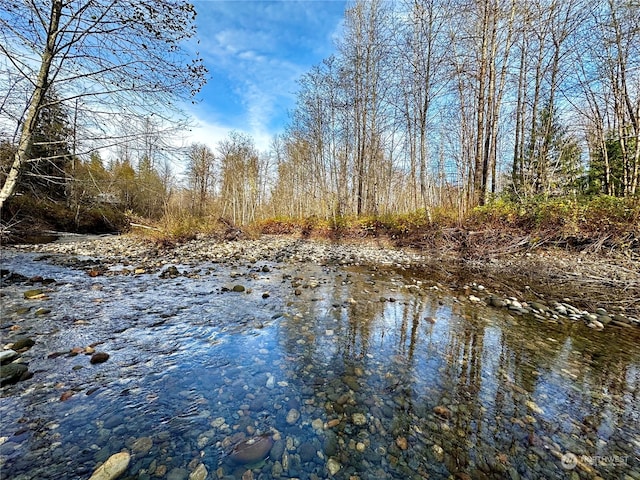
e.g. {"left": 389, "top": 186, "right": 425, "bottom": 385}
{"left": 90, "top": 352, "right": 110, "bottom": 364}
{"left": 189, "top": 463, "right": 208, "bottom": 480}
{"left": 88, "top": 451, "right": 130, "bottom": 480}
{"left": 286, "top": 408, "right": 300, "bottom": 424}
{"left": 228, "top": 434, "right": 274, "bottom": 464}
{"left": 0, "top": 362, "right": 29, "bottom": 386}
{"left": 326, "top": 458, "right": 341, "bottom": 475}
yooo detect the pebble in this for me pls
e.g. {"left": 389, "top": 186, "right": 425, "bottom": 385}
{"left": 188, "top": 463, "right": 207, "bottom": 480}
{"left": 286, "top": 408, "right": 300, "bottom": 424}
{"left": 326, "top": 458, "right": 341, "bottom": 475}
{"left": 352, "top": 413, "right": 367, "bottom": 426}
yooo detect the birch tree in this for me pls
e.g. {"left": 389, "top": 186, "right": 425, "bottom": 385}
{"left": 0, "top": 0, "right": 207, "bottom": 209}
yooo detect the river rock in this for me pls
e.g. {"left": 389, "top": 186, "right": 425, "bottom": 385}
{"left": 88, "top": 451, "right": 130, "bottom": 480}
{"left": 488, "top": 296, "right": 506, "bottom": 308}
{"left": 554, "top": 304, "right": 568, "bottom": 315}
{"left": 286, "top": 408, "right": 300, "bottom": 424}
{"left": 395, "top": 436, "right": 408, "bottom": 450}
{"left": 24, "top": 289, "right": 45, "bottom": 299}
{"left": 530, "top": 302, "right": 547, "bottom": 312}
{"left": 12, "top": 337, "right": 35, "bottom": 350}
{"left": 0, "top": 349, "right": 18, "bottom": 364}
{"left": 0, "top": 362, "right": 29, "bottom": 386}
{"left": 90, "top": 352, "right": 110, "bottom": 364}
{"left": 167, "top": 467, "right": 189, "bottom": 480}
{"left": 232, "top": 284, "right": 246, "bottom": 292}
{"left": 229, "top": 434, "right": 274, "bottom": 464}
{"left": 352, "top": 413, "right": 367, "bottom": 426}
{"left": 299, "top": 442, "right": 317, "bottom": 462}
{"left": 131, "top": 436, "right": 153, "bottom": 454}
{"left": 160, "top": 266, "right": 180, "bottom": 278}
{"left": 326, "top": 458, "right": 341, "bottom": 475}
{"left": 189, "top": 463, "right": 207, "bottom": 480}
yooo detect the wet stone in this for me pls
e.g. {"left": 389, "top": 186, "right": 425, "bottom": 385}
{"left": 11, "top": 337, "right": 35, "bottom": 350}
{"left": 23, "top": 289, "right": 45, "bottom": 299}
{"left": 0, "top": 349, "right": 18, "bottom": 364}
{"left": 299, "top": 442, "right": 317, "bottom": 463}
{"left": 90, "top": 352, "right": 110, "bottom": 364}
{"left": 286, "top": 408, "right": 300, "bottom": 424}
{"left": 0, "top": 362, "right": 29, "bottom": 386}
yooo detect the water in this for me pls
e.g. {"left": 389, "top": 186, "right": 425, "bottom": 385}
{"left": 1, "top": 250, "right": 639, "bottom": 479}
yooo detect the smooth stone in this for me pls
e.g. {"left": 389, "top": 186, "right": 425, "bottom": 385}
{"left": 598, "top": 315, "right": 612, "bottom": 325}
{"left": 11, "top": 337, "right": 35, "bottom": 350}
{"left": 271, "top": 461, "right": 283, "bottom": 477}
{"left": 131, "top": 436, "right": 153, "bottom": 454}
{"left": 489, "top": 296, "right": 506, "bottom": 308}
{"left": 270, "top": 439, "right": 285, "bottom": 461}
{"left": 229, "top": 434, "right": 274, "bottom": 464}
{"left": 433, "top": 405, "right": 451, "bottom": 418}
{"left": 232, "top": 285, "right": 245, "bottom": 292}
{"left": 35, "top": 307, "right": 51, "bottom": 315}
{"left": 90, "top": 352, "right": 110, "bottom": 364}
{"left": 530, "top": 302, "right": 546, "bottom": 312}
{"left": 323, "top": 432, "right": 338, "bottom": 456}
{"left": 23, "top": 289, "right": 45, "bottom": 299}
{"left": 0, "top": 362, "right": 29, "bottom": 386}
{"left": 286, "top": 408, "right": 300, "bottom": 424}
{"left": 326, "top": 458, "right": 341, "bottom": 476}
{"left": 167, "top": 467, "right": 189, "bottom": 480}
{"left": 0, "top": 349, "right": 18, "bottom": 364}
{"left": 555, "top": 305, "right": 568, "bottom": 315}
{"left": 189, "top": 464, "right": 208, "bottom": 480}
{"left": 89, "top": 451, "right": 131, "bottom": 480}
{"left": 299, "top": 442, "right": 316, "bottom": 463}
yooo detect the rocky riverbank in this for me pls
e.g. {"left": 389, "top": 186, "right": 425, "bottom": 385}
{"left": 6, "top": 233, "right": 640, "bottom": 332}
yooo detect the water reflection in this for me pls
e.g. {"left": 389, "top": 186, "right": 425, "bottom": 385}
{"left": 0, "top": 252, "right": 638, "bottom": 479}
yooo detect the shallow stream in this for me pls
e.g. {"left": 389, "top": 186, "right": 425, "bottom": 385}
{"left": 1, "top": 250, "right": 639, "bottom": 479}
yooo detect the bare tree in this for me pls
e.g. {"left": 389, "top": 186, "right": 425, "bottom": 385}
{"left": 186, "top": 143, "right": 215, "bottom": 216}
{"left": 0, "top": 0, "right": 207, "bottom": 209}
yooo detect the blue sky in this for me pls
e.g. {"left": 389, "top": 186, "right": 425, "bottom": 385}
{"left": 186, "top": 0, "right": 347, "bottom": 152}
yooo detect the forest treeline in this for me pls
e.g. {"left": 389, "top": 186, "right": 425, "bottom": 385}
{"left": 1, "top": 0, "right": 638, "bottom": 242}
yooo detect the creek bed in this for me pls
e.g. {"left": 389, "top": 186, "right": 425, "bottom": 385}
{"left": 1, "top": 249, "right": 639, "bottom": 480}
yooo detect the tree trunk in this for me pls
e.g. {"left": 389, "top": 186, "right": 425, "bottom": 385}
{"left": 0, "top": 0, "right": 63, "bottom": 209}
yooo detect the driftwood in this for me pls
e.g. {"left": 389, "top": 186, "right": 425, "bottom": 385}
{"left": 129, "top": 222, "right": 161, "bottom": 232}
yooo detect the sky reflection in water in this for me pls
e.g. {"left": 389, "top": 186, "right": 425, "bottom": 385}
{"left": 0, "top": 252, "right": 638, "bottom": 479}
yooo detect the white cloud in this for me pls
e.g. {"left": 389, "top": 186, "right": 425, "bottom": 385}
{"left": 184, "top": 114, "right": 273, "bottom": 154}
{"left": 187, "top": 0, "right": 346, "bottom": 155}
